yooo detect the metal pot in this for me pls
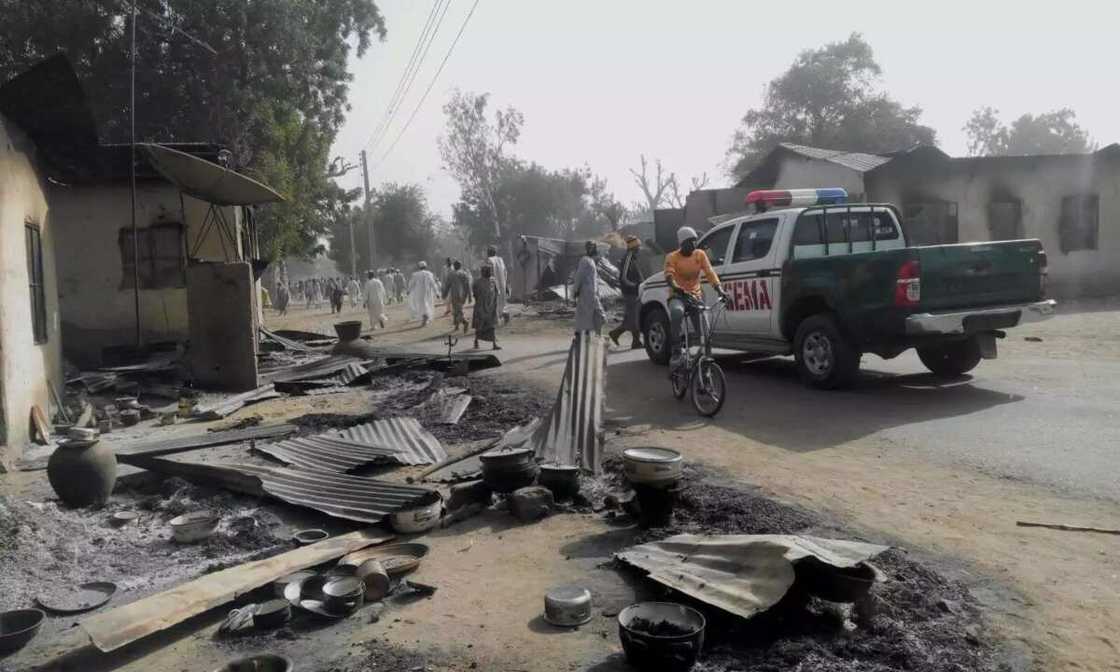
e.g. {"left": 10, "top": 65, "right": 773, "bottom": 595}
{"left": 538, "top": 463, "right": 580, "bottom": 501}
{"left": 333, "top": 320, "right": 363, "bottom": 341}
{"left": 389, "top": 491, "right": 443, "bottom": 534}
{"left": 481, "top": 448, "right": 539, "bottom": 493}
{"left": 622, "top": 447, "right": 683, "bottom": 488}
{"left": 0, "top": 609, "right": 44, "bottom": 654}
{"left": 544, "top": 585, "right": 592, "bottom": 627}
{"left": 355, "top": 559, "right": 391, "bottom": 601}
{"left": 618, "top": 602, "right": 706, "bottom": 672}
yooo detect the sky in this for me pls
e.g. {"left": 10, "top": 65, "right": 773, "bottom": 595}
{"left": 331, "top": 0, "right": 1120, "bottom": 218}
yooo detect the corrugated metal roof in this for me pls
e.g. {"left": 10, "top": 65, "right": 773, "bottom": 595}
{"left": 233, "top": 463, "right": 435, "bottom": 523}
{"left": 336, "top": 417, "right": 448, "bottom": 465}
{"left": 616, "top": 534, "right": 890, "bottom": 621}
{"left": 533, "top": 332, "right": 606, "bottom": 473}
{"left": 779, "top": 142, "right": 892, "bottom": 172}
{"left": 116, "top": 423, "right": 298, "bottom": 459}
{"left": 263, "top": 355, "right": 367, "bottom": 384}
{"left": 253, "top": 434, "right": 405, "bottom": 473}
{"left": 307, "top": 362, "right": 369, "bottom": 387}
{"left": 194, "top": 384, "right": 281, "bottom": 419}
{"left": 421, "top": 389, "right": 472, "bottom": 424}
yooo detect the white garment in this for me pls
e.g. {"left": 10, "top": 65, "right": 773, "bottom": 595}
{"left": 364, "top": 278, "right": 387, "bottom": 327}
{"left": 347, "top": 279, "right": 362, "bottom": 306}
{"left": 488, "top": 254, "right": 508, "bottom": 317}
{"left": 408, "top": 269, "right": 439, "bottom": 321}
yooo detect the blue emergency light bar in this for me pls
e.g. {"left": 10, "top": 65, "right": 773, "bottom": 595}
{"left": 745, "top": 188, "right": 848, "bottom": 211}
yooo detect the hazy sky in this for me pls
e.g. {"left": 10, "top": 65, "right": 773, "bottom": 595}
{"left": 332, "top": 0, "right": 1118, "bottom": 218}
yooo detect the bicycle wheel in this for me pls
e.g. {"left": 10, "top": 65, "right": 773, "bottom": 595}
{"left": 691, "top": 358, "right": 727, "bottom": 417}
{"left": 670, "top": 365, "right": 688, "bottom": 400}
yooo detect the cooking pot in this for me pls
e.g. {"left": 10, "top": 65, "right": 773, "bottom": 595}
{"left": 618, "top": 602, "right": 706, "bottom": 672}
{"left": 622, "top": 447, "right": 683, "bottom": 488}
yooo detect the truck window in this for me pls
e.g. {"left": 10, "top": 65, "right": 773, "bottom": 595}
{"left": 731, "top": 219, "right": 778, "bottom": 263}
{"left": 793, "top": 210, "right": 901, "bottom": 259}
{"left": 698, "top": 226, "right": 733, "bottom": 266}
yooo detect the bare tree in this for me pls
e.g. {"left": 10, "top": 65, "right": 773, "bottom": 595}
{"left": 665, "top": 171, "right": 711, "bottom": 209}
{"left": 629, "top": 155, "right": 676, "bottom": 212}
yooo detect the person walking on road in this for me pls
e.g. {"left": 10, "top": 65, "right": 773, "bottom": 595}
{"left": 364, "top": 270, "right": 387, "bottom": 329}
{"left": 485, "top": 245, "right": 508, "bottom": 324}
{"left": 665, "top": 227, "right": 728, "bottom": 368}
{"left": 408, "top": 261, "right": 439, "bottom": 326}
{"left": 573, "top": 240, "right": 606, "bottom": 335}
{"left": 609, "top": 235, "right": 645, "bottom": 349}
{"left": 442, "top": 260, "right": 472, "bottom": 333}
{"left": 472, "top": 264, "right": 501, "bottom": 350}
{"left": 393, "top": 268, "right": 406, "bottom": 304}
{"left": 347, "top": 276, "right": 362, "bottom": 308}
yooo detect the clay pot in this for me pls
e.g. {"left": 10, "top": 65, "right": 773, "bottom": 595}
{"left": 47, "top": 441, "right": 117, "bottom": 507}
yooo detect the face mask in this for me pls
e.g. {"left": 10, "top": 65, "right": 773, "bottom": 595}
{"left": 681, "top": 240, "right": 696, "bottom": 255}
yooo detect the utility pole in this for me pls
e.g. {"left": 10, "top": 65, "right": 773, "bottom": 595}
{"left": 129, "top": 0, "right": 141, "bottom": 348}
{"left": 360, "top": 150, "right": 374, "bottom": 271}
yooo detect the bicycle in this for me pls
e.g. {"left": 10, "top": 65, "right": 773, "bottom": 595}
{"left": 669, "top": 292, "right": 729, "bottom": 417}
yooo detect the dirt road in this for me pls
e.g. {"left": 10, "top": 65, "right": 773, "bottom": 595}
{"left": 290, "top": 298, "right": 1120, "bottom": 671}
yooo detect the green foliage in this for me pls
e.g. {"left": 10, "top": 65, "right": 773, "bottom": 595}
{"left": 329, "top": 183, "right": 438, "bottom": 273}
{"left": 727, "top": 33, "right": 936, "bottom": 179}
{"left": 0, "top": 0, "right": 386, "bottom": 259}
{"left": 441, "top": 90, "right": 624, "bottom": 249}
{"left": 965, "top": 107, "right": 1095, "bottom": 156}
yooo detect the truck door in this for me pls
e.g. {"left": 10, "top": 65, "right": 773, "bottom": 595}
{"left": 694, "top": 224, "right": 735, "bottom": 337}
{"left": 720, "top": 217, "right": 780, "bottom": 337}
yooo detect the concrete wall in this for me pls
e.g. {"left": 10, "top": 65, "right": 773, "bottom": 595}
{"left": 684, "top": 188, "right": 751, "bottom": 231}
{"left": 0, "top": 115, "right": 62, "bottom": 467}
{"left": 867, "top": 154, "right": 1120, "bottom": 298}
{"left": 49, "top": 182, "right": 242, "bottom": 365}
{"left": 774, "top": 157, "right": 868, "bottom": 200}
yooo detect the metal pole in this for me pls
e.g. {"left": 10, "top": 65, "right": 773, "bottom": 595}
{"left": 360, "top": 150, "right": 373, "bottom": 270}
{"left": 129, "top": 0, "right": 141, "bottom": 347}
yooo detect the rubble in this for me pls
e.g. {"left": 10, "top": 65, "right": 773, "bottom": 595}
{"left": 508, "top": 486, "right": 554, "bottom": 522}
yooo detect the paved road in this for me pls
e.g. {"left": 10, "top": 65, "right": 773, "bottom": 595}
{"left": 460, "top": 306, "right": 1120, "bottom": 503}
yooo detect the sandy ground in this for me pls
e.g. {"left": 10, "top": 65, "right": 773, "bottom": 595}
{"left": 3, "top": 297, "right": 1117, "bottom": 671}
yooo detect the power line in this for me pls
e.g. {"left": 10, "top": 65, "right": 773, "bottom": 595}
{"left": 373, "top": 0, "right": 480, "bottom": 170}
{"left": 361, "top": 0, "right": 448, "bottom": 152}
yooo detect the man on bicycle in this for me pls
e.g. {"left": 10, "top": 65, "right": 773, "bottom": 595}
{"left": 665, "top": 227, "right": 729, "bottom": 369}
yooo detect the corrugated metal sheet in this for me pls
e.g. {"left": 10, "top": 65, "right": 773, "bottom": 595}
{"left": 263, "top": 355, "right": 367, "bottom": 384}
{"left": 421, "top": 389, "right": 472, "bottom": 424}
{"left": 336, "top": 417, "right": 447, "bottom": 465}
{"left": 779, "top": 142, "right": 892, "bottom": 173}
{"left": 235, "top": 463, "right": 434, "bottom": 523}
{"left": 305, "top": 362, "right": 369, "bottom": 387}
{"left": 253, "top": 434, "right": 405, "bottom": 472}
{"left": 116, "top": 423, "right": 298, "bottom": 459}
{"left": 194, "top": 384, "right": 281, "bottom": 419}
{"left": 532, "top": 332, "right": 606, "bottom": 473}
{"left": 615, "top": 534, "right": 890, "bottom": 621}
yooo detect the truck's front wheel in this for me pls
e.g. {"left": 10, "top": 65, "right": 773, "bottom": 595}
{"left": 643, "top": 307, "right": 671, "bottom": 366}
{"left": 917, "top": 338, "right": 982, "bottom": 378}
{"left": 794, "top": 314, "right": 860, "bottom": 389}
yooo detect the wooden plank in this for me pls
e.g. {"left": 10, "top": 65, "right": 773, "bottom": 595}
{"left": 84, "top": 528, "right": 393, "bottom": 652}
{"left": 1016, "top": 520, "right": 1120, "bottom": 536}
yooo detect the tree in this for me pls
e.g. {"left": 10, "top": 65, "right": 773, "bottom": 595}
{"left": 0, "top": 0, "right": 386, "bottom": 259}
{"left": 629, "top": 155, "right": 675, "bottom": 212}
{"left": 439, "top": 90, "right": 524, "bottom": 242}
{"left": 589, "top": 175, "right": 628, "bottom": 232}
{"left": 726, "top": 33, "right": 936, "bottom": 179}
{"left": 329, "top": 183, "right": 436, "bottom": 272}
{"left": 667, "top": 172, "right": 710, "bottom": 209}
{"left": 965, "top": 107, "right": 1095, "bottom": 156}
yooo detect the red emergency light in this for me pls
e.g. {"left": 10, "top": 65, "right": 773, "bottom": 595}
{"left": 745, "top": 188, "right": 848, "bottom": 212}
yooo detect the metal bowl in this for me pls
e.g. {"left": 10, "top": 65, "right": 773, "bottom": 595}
{"left": 169, "top": 511, "right": 220, "bottom": 543}
{"left": 544, "top": 585, "right": 593, "bottom": 627}
{"left": 321, "top": 576, "right": 365, "bottom": 613}
{"left": 389, "top": 492, "right": 443, "bottom": 534}
{"left": 291, "top": 528, "right": 329, "bottom": 545}
{"left": 252, "top": 599, "right": 292, "bottom": 629}
{"left": 0, "top": 609, "right": 44, "bottom": 653}
{"left": 111, "top": 510, "right": 138, "bottom": 527}
{"left": 213, "top": 653, "right": 293, "bottom": 672}
{"left": 274, "top": 571, "right": 315, "bottom": 599}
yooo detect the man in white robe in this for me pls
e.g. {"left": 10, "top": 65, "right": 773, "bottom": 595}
{"left": 408, "top": 261, "right": 439, "bottom": 326}
{"left": 364, "top": 270, "right": 387, "bottom": 329}
{"left": 486, "top": 245, "right": 508, "bottom": 324}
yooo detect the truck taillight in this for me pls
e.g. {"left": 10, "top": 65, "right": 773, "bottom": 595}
{"left": 1038, "top": 250, "right": 1048, "bottom": 298}
{"left": 895, "top": 260, "right": 921, "bottom": 307}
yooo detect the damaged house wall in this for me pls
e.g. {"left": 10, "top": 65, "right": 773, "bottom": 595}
{"left": 866, "top": 147, "right": 1120, "bottom": 299}
{"left": 49, "top": 180, "right": 243, "bottom": 366}
{"left": 0, "top": 114, "right": 63, "bottom": 467}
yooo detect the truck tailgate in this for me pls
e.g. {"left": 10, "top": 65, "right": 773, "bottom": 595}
{"left": 917, "top": 240, "right": 1044, "bottom": 311}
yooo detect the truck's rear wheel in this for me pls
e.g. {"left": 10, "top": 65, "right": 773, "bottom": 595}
{"left": 917, "top": 337, "right": 982, "bottom": 378}
{"left": 643, "top": 307, "right": 671, "bottom": 365}
{"left": 794, "top": 314, "right": 860, "bottom": 389}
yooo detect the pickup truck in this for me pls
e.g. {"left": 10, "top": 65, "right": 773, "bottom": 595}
{"left": 639, "top": 188, "right": 1056, "bottom": 389}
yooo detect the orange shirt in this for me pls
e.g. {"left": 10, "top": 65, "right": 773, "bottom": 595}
{"left": 664, "top": 249, "right": 720, "bottom": 298}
